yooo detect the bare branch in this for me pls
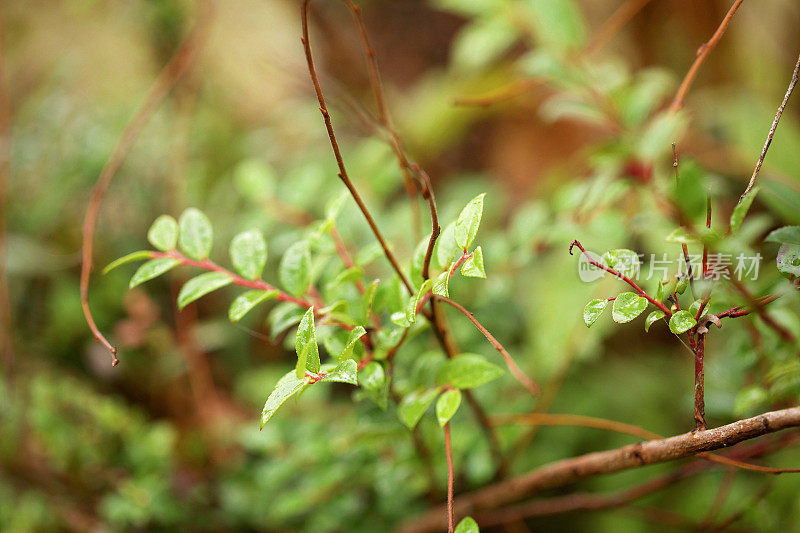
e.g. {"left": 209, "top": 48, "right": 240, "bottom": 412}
{"left": 398, "top": 406, "right": 800, "bottom": 533}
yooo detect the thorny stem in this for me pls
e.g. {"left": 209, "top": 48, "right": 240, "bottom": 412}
{"left": 569, "top": 240, "right": 672, "bottom": 317}
{"left": 301, "top": 0, "right": 414, "bottom": 295}
{"left": 444, "top": 422, "right": 455, "bottom": 533}
{"left": 669, "top": 0, "right": 744, "bottom": 113}
{"left": 740, "top": 52, "right": 800, "bottom": 201}
{"left": 80, "top": 0, "right": 213, "bottom": 365}
{"left": 436, "top": 296, "right": 541, "bottom": 397}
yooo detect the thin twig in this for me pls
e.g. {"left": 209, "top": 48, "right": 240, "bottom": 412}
{"left": 740, "top": 52, "right": 800, "bottom": 202}
{"left": 80, "top": 0, "right": 213, "bottom": 365}
{"left": 398, "top": 406, "right": 800, "bottom": 533}
{"left": 301, "top": 0, "right": 413, "bottom": 294}
{"left": 444, "top": 422, "right": 455, "bottom": 533}
{"left": 669, "top": 0, "right": 744, "bottom": 113}
{"left": 436, "top": 296, "right": 540, "bottom": 397}
{"left": 585, "top": 0, "right": 654, "bottom": 56}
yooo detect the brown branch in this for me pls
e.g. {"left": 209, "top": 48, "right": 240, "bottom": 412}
{"left": 301, "top": 0, "right": 413, "bottom": 294}
{"left": 80, "top": 0, "right": 213, "bottom": 365}
{"left": 444, "top": 422, "right": 455, "bottom": 533}
{"left": 398, "top": 406, "right": 800, "bottom": 533}
{"left": 740, "top": 52, "right": 800, "bottom": 202}
{"left": 436, "top": 296, "right": 540, "bottom": 397}
{"left": 692, "top": 333, "right": 707, "bottom": 430}
{"left": 669, "top": 0, "right": 744, "bottom": 113}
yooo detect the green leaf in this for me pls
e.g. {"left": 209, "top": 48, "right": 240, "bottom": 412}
{"left": 655, "top": 279, "right": 666, "bottom": 302}
{"left": 177, "top": 272, "right": 233, "bottom": 310}
{"left": 776, "top": 243, "right": 800, "bottom": 277}
{"left": 436, "top": 388, "right": 461, "bottom": 427}
{"left": 329, "top": 267, "right": 363, "bottom": 291}
{"left": 340, "top": 326, "right": 367, "bottom": 360}
{"left": 178, "top": 208, "right": 213, "bottom": 260}
{"left": 260, "top": 370, "right": 307, "bottom": 427}
{"left": 362, "top": 279, "right": 379, "bottom": 321}
{"left": 689, "top": 299, "right": 703, "bottom": 317}
{"left": 325, "top": 191, "right": 349, "bottom": 224}
{"left": 279, "top": 240, "right": 311, "bottom": 297}
{"left": 268, "top": 303, "right": 305, "bottom": 340}
{"left": 644, "top": 310, "right": 665, "bottom": 332}
{"left": 103, "top": 250, "right": 152, "bottom": 275}
{"left": 455, "top": 516, "right": 480, "bottom": 533}
{"left": 406, "top": 279, "right": 433, "bottom": 325}
{"left": 359, "top": 362, "right": 385, "bottom": 392}
{"left": 665, "top": 227, "right": 697, "bottom": 244}
{"left": 611, "top": 292, "right": 647, "bottom": 323}
{"left": 228, "top": 289, "right": 279, "bottom": 322}
{"left": 675, "top": 275, "right": 689, "bottom": 295}
{"left": 230, "top": 229, "right": 267, "bottom": 280}
{"left": 603, "top": 249, "right": 640, "bottom": 277}
{"left": 436, "top": 353, "right": 504, "bottom": 389}
{"left": 766, "top": 226, "right": 800, "bottom": 245}
{"left": 583, "top": 298, "right": 608, "bottom": 327}
{"left": 320, "top": 359, "right": 358, "bottom": 385}
{"left": 437, "top": 222, "right": 459, "bottom": 269}
{"left": 129, "top": 258, "right": 180, "bottom": 288}
{"left": 461, "top": 246, "right": 486, "bottom": 278}
{"left": 433, "top": 270, "right": 451, "bottom": 298}
{"left": 398, "top": 388, "right": 439, "bottom": 429}
{"left": 147, "top": 215, "right": 179, "bottom": 251}
{"left": 391, "top": 311, "right": 411, "bottom": 328}
{"left": 669, "top": 310, "right": 697, "bottom": 334}
{"left": 295, "top": 307, "right": 320, "bottom": 378}
{"left": 454, "top": 193, "right": 485, "bottom": 250}
{"left": 730, "top": 186, "right": 760, "bottom": 234}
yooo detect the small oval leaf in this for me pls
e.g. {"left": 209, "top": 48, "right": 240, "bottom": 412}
{"left": 228, "top": 289, "right": 279, "bottom": 322}
{"left": 177, "top": 272, "right": 233, "bottom": 310}
{"left": 398, "top": 388, "right": 439, "bottom": 429}
{"left": 129, "top": 258, "right": 180, "bottom": 288}
{"left": 279, "top": 240, "right": 311, "bottom": 297}
{"left": 178, "top": 208, "right": 213, "bottom": 260}
{"left": 461, "top": 246, "right": 486, "bottom": 278}
{"left": 454, "top": 193, "right": 485, "bottom": 250}
{"left": 644, "top": 310, "right": 666, "bottom": 332}
{"left": 435, "top": 353, "right": 504, "bottom": 389}
{"left": 147, "top": 215, "right": 179, "bottom": 251}
{"left": 583, "top": 298, "right": 608, "bottom": 327}
{"left": 455, "top": 516, "right": 480, "bottom": 533}
{"left": 611, "top": 292, "right": 647, "bottom": 323}
{"left": 230, "top": 229, "right": 268, "bottom": 280}
{"left": 359, "top": 362, "right": 385, "bottom": 392}
{"left": 668, "top": 310, "right": 697, "bottom": 334}
{"left": 436, "top": 388, "right": 462, "bottom": 427}
{"left": 295, "top": 307, "right": 320, "bottom": 377}
{"left": 261, "top": 370, "right": 307, "bottom": 427}
{"left": 104, "top": 250, "right": 152, "bottom": 275}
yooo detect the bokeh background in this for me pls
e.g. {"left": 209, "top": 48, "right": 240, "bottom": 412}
{"left": 3, "top": 0, "right": 800, "bottom": 531}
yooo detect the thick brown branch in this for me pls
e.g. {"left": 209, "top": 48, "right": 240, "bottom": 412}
{"left": 398, "top": 406, "right": 800, "bottom": 533}
{"left": 669, "top": 0, "right": 744, "bottom": 113}
{"left": 80, "top": 1, "right": 213, "bottom": 365}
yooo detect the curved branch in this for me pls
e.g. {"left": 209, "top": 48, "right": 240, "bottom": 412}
{"left": 398, "top": 406, "right": 800, "bottom": 533}
{"left": 80, "top": 1, "right": 213, "bottom": 365}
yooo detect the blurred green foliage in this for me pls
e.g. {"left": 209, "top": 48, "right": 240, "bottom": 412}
{"left": 3, "top": 0, "right": 800, "bottom": 531}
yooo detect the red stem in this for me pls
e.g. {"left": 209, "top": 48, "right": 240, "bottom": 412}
{"left": 445, "top": 422, "right": 455, "bottom": 533}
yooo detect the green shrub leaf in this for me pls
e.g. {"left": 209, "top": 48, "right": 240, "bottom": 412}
{"left": 776, "top": 243, "right": 800, "bottom": 277}
{"left": 398, "top": 388, "right": 439, "bottom": 429}
{"left": 603, "top": 249, "right": 640, "bottom": 277}
{"left": 437, "top": 221, "right": 459, "bottom": 269}
{"left": 668, "top": 310, "right": 697, "bottom": 334}
{"left": 295, "top": 307, "right": 320, "bottom": 378}
{"left": 359, "top": 362, "right": 385, "bottom": 392}
{"left": 644, "top": 310, "right": 665, "bottom": 332}
{"left": 260, "top": 370, "right": 307, "bottom": 427}
{"left": 454, "top": 516, "right": 480, "bottom": 533}
{"left": 406, "top": 278, "right": 433, "bottom": 324}
{"left": 730, "top": 186, "right": 759, "bottom": 234}
{"left": 340, "top": 326, "right": 367, "bottom": 360}
{"left": 611, "top": 292, "right": 647, "bottom": 323}
{"left": 230, "top": 229, "right": 267, "bottom": 280}
{"left": 178, "top": 208, "right": 213, "bottom": 260}
{"left": 129, "top": 258, "right": 180, "bottom": 288}
{"left": 268, "top": 303, "right": 305, "bottom": 340}
{"left": 228, "top": 289, "right": 279, "bottom": 322}
{"left": 147, "top": 215, "right": 179, "bottom": 252}
{"left": 433, "top": 270, "right": 451, "bottom": 298}
{"left": 104, "top": 250, "right": 152, "bottom": 275}
{"left": 436, "top": 388, "right": 461, "bottom": 427}
{"left": 461, "top": 246, "right": 486, "bottom": 278}
{"left": 436, "top": 353, "right": 504, "bottom": 389}
{"left": 454, "top": 193, "right": 485, "bottom": 250}
{"left": 177, "top": 272, "right": 233, "bottom": 310}
{"left": 320, "top": 359, "right": 358, "bottom": 385}
{"left": 279, "top": 240, "right": 311, "bottom": 297}
{"left": 766, "top": 226, "right": 800, "bottom": 245}
{"left": 583, "top": 298, "right": 608, "bottom": 327}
